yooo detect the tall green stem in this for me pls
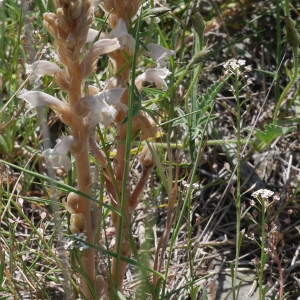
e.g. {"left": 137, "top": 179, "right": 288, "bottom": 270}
{"left": 233, "top": 73, "right": 242, "bottom": 300}
{"left": 258, "top": 199, "right": 266, "bottom": 299}
{"left": 273, "top": 47, "right": 299, "bottom": 124}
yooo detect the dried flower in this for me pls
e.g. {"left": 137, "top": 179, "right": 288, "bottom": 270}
{"left": 42, "top": 136, "right": 74, "bottom": 171}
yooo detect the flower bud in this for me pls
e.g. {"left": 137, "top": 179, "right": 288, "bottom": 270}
{"left": 140, "top": 145, "right": 154, "bottom": 169}
{"left": 191, "top": 11, "right": 206, "bottom": 41}
{"left": 125, "top": 0, "right": 142, "bottom": 18}
{"left": 130, "top": 115, "right": 157, "bottom": 141}
{"left": 70, "top": 213, "right": 86, "bottom": 234}
{"left": 63, "top": 192, "right": 79, "bottom": 214}
{"left": 96, "top": 275, "right": 107, "bottom": 299}
{"left": 188, "top": 48, "right": 211, "bottom": 69}
{"left": 56, "top": 8, "right": 73, "bottom": 30}
{"left": 285, "top": 16, "right": 300, "bottom": 48}
{"left": 70, "top": 0, "right": 83, "bottom": 19}
{"left": 285, "top": 59, "right": 294, "bottom": 70}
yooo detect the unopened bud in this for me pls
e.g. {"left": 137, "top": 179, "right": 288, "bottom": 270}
{"left": 285, "top": 59, "right": 294, "bottom": 70}
{"left": 70, "top": 213, "right": 86, "bottom": 233}
{"left": 140, "top": 145, "right": 154, "bottom": 169}
{"left": 96, "top": 275, "right": 107, "bottom": 299}
{"left": 192, "top": 11, "right": 206, "bottom": 41}
{"left": 65, "top": 194, "right": 78, "bottom": 210}
{"left": 285, "top": 17, "right": 300, "bottom": 48}
{"left": 143, "top": 7, "right": 170, "bottom": 19}
{"left": 188, "top": 49, "right": 211, "bottom": 69}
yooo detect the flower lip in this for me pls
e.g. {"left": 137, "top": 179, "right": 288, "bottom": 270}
{"left": 107, "top": 18, "right": 135, "bottom": 51}
{"left": 135, "top": 68, "right": 171, "bottom": 91}
{"left": 26, "top": 60, "right": 64, "bottom": 83}
{"left": 143, "top": 43, "right": 175, "bottom": 67}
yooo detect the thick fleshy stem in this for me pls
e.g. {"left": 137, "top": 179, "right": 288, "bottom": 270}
{"left": 43, "top": 1, "right": 98, "bottom": 298}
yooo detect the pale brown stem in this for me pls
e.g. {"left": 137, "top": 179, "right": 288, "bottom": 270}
{"left": 130, "top": 166, "right": 153, "bottom": 209}
{"left": 67, "top": 60, "right": 95, "bottom": 299}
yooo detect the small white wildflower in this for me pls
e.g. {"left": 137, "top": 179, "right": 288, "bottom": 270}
{"left": 223, "top": 58, "right": 246, "bottom": 71}
{"left": 192, "top": 182, "right": 200, "bottom": 189}
{"left": 244, "top": 65, "right": 252, "bottom": 72}
{"left": 64, "top": 233, "right": 89, "bottom": 251}
{"left": 251, "top": 189, "right": 274, "bottom": 199}
{"left": 247, "top": 77, "right": 254, "bottom": 85}
{"left": 237, "top": 59, "right": 246, "bottom": 66}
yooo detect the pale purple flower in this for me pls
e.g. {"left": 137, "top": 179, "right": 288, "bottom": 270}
{"left": 81, "top": 88, "right": 126, "bottom": 127}
{"left": 25, "top": 60, "right": 64, "bottom": 83}
{"left": 143, "top": 43, "right": 175, "bottom": 67}
{"left": 42, "top": 136, "right": 74, "bottom": 171}
{"left": 135, "top": 68, "right": 171, "bottom": 91}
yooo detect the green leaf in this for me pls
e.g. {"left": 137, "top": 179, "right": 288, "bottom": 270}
{"left": 117, "top": 290, "right": 127, "bottom": 300}
{"left": 198, "top": 79, "right": 225, "bottom": 106}
{"left": 142, "top": 7, "right": 170, "bottom": 19}
{"left": 254, "top": 124, "right": 296, "bottom": 148}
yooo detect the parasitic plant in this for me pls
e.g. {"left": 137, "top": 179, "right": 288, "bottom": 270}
{"left": 19, "top": 0, "right": 174, "bottom": 298}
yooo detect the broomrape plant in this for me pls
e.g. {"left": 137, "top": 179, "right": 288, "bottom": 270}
{"left": 18, "top": 0, "right": 174, "bottom": 298}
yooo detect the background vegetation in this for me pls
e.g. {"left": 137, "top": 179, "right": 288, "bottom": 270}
{"left": 0, "top": 0, "right": 300, "bottom": 299}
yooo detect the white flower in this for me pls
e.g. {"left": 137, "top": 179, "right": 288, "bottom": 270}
{"left": 25, "top": 60, "right": 64, "bottom": 84}
{"left": 135, "top": 68, "right": 171, "bottom": 91}
{"left": 64, "top": 233, "right": 89, "bottom": 251}
{"left": 223, "top": 58, "right": 247, "bottom": 71}
{"left": 18, "top": 90, "right": 63, "bottom": 109}
{"left": 42, "top": 136, "right": 74, "bottom": 171}
{"left": 86, "top": 28, "right": 106, "bottom": 43}
{"left": 107, "top": 18, "right": 135, "bottom": 51}
{"left": 237, "top": 59, "right": 246, "bottom": 66}
{"left": 81, "top": 88, "right": 126, "bottom": 127}
{"left": 143, "top": 43, "right": 175, "bottom": 67}
{"left": 251, "top": 189, "right": 274, "bottom": 199}
{"left": 80, "top": 38, "right": 120, "bottom": 78}
{"left": 18, "top": 90, "right": 70, "bottom": 123}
